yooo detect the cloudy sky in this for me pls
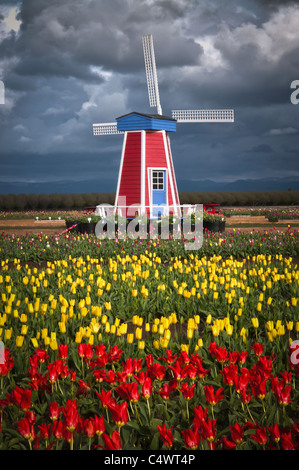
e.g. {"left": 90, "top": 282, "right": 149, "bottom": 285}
{"left": 0, "top": 0, "right": 299, "bottom": 196}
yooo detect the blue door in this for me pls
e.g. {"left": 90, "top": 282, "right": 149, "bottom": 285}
{"left": 152, "top": 170, "right": 166, "bottom": 217}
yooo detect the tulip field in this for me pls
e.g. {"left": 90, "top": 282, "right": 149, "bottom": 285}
{"left": 0, "top": 225, "right": 298, "bottom": 450}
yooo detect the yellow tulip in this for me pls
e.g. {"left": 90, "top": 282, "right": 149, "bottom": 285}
{"left": 181, "top": 344, "right": 189, "bottom": 354}
{"left": 160, "top": 337, "right": 169, "bottom": 348}
{"left": 50, "top": 339, "right": 58, "bottom": 351}
{"left": 126, "top": 333, "right": 134, "bottom": 344}
{"left": 16, "top": 335, "right": 24, "bottom": 347}
{"left": 88, "top": 335, "right": 94, "bottom": 345}
{"left": 211, "top": 324, "right": 220, "bottom": 337}
{"left": 251, "top": 318, "right": 259, "bottom": 329}
{"left": 187, "top": 328, "right": 194, "bottom": 339}
{"left": 59, "top": 322, "right": 66, "bottom": 333}
{"left": 75, "top": 332, "right": 83, "bottom": 343}
{"left": 138, "top": 340, "right": 145, "bottom": 350}
{"left": 225, "top": 324, "right": 233, "bottom": 336}
{"left": 135, "top": 327, "right": 143, "bottom": 340}
{"left": 21, "top": 325, "right": 28, "bottom": 335}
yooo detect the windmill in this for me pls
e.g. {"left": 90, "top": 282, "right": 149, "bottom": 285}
{"left": 93, "top": 34, "right": 234, "bottom": 219}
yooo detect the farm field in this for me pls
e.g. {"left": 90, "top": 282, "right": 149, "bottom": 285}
{"left": 0, "top": 208, "right": 298, "bottom": 451}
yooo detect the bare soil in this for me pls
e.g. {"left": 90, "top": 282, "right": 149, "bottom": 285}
{"left": 0, "top": 215, "right": 298, "bottom": 236}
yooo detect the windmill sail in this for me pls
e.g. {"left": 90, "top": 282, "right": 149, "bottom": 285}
{"left": 172, "top": 109, "right": 234, "bottom": 123}
{"left": 92, "top": 122, "right": 123, "bottom": 136}
{"left": 142, "top": 34, "right": 162, "bottom": 115}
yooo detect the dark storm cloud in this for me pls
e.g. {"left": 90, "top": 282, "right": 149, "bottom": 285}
{"left": 0, "top": 0, "right": 298, "bottom": 195}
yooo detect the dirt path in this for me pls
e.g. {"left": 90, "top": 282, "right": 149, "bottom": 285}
{"left": 0, "top": 219, "right": 66, "bottom": 236}
{"left": 0, "top": 216, "right": 297, "bottom": 236}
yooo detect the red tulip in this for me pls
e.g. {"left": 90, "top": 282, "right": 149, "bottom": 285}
{"left": 11, "top": 386, "right": 32, "bottom": 411}
{"left": 251, "top": 426, "right": 268, "bottom": 446}
{"left": 180, "top": 382, "right": 195, "bottom": 401}
{"left": 230, "top": 422, "right": 244, "bottom": 444}
{"left": 201, "top": 418, "right": 217, "bottom": 444}
{"left": 209, "top": 342, "right": 228, "bottom": 363}
{"left": 183, "top": 364, "right": 197, "bottom": 381}
{"left": 96, "top": 389, "right": 113, "bottom": 408}
{"left": 84, "top": 344, "right": 94, "bottom": 364}
{"left": 94, "top": 415, "right": 105, "bottom": 437}
{"left": 107, "top": 400, "right": 129, "bottom": 428}
{"left": 105, "top": 369, "right": 117, "bottom": 385}
{"left": 142, "top": 376, "right": 153, "bottom": 400}
{"left": 239, "top": 389, "right": 251, "bottom": 404}
{"left": 238, "top": 351, "right": 247, "bottom": 364}
{"left": 149, "top": 362, "right": 166, "bottom": 381}
{"left": 108, "top": 345, "right": 123, "bottom": 363}
{"left": 158, "top": 383, "right": 172, "bottom": 401}
{"left": 168, "top": 361, "right": 187, "bottom": 382}
{"left": 250, "top": 342, "right": 263, "bottom": 357}
{"left": 18, "top": 417, "right": 35, "bottom": 442}
{"left": 77, "top": 379, "right": 91, "bottom": 395}
{"left": 181, "top": 428, "right": 200, "bottom": 450}
{"left": 49, "top": 401, "right": 60, "bottom": 421}
{"left": 84, "top": 417, "right": 96, "bottom": 438}
{"left": 78, "top": 343, "right": 86, "bottom": 358}
{"left": 38, "top": 422, "right": 51, "bottom": 440}
{"left": 250, "top": 377, "right": 268, "bottom": 400}
{"left": 267, "top": 423, "right": 280, "bottom": 444}
{"left": 20, "top": 388, "right": 32, "bottom": 412}
{"left": 222, "top": 436, "right": 237, "bottom": 449}
{"left": 58, "top": 344, "right": 68, "bottom": 360}
{"left": 220, "top": 364, "right": 238, "bottom": 386}
{"left": 158, "top": 349, "right": 177, "bottom": 364}
{"left": 157, "top": 423, "right": 173, "bottom": 448}
{"left": 193, "top": 405, "right": 208, "bottom": 430}
{"left": 277, "top": 384, "right": 292, "bottom": 406}
{"left": 228, "top": 351, "right": 239, "bottom": 364}
{"left": 92, "top": 369, "right": 107, "bottom": 383}
{"left": 52, "top": 419, "right": 65, "bottom": 440}
{"left": 204, "top": 384, "right": 224, "bottom": 406}
{"left": 48, "top": 363, "right": 59, "bottom": 384}
{"left": 281, "top": 431, "right": 295, "bottom": 450}
{"left": 101, "top": 430, "right": 121, "bottom": 450}
{"left": 33, "top": 348, "right": 49, "bottom": 364}
{"left": 63, "top": 399, "right": 79, "bottom": 432}
{"left": 116, "top": 382, "right": 140, "bottom": 403}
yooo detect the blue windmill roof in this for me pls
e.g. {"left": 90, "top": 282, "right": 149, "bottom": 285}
{"left": 116, "top": 112, "right": 176, "bottom": 132}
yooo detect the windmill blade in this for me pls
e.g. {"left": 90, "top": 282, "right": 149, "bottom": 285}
{"left": 142, "top": 34, "right": 162, "bottom": 115}
{"left": 172, "top": 109, "right": 234, "bottom": 123}
{"left": 93, "top": 122, "right": 124, "bottom": 136}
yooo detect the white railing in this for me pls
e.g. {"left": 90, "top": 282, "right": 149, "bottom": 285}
{"left": 94, "top": 204, "right": 200, "bottom": 219}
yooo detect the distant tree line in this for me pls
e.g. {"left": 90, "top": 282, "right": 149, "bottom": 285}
{"left": 0, "top": 190, "right": 298, "bottom": 211}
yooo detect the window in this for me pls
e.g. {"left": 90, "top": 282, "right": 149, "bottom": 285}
{"left": 152, "top": 171, "right": 164, "bottom": 190}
